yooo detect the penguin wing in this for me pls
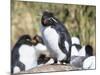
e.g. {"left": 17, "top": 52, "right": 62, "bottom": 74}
{"left": 58, "top": 32, "right": 69, "bottom": 54}
{"left": 51, "top": 22, "right": 71, "bottom": 55}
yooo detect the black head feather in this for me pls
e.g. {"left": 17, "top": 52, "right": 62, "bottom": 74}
{"left": 32, "top": 35, "right": 44, "bottom": 45}
{"left": 41, "top": 11, "right": 56, "bottom": 26}
{"left": 14, "top": 34, "right": 32, "bottom": 46}
{"left": 18, "top": 34, "right": 31, "bottom": 42}
{"left": 85, "top": 45, "right": 93, "bottom": 56}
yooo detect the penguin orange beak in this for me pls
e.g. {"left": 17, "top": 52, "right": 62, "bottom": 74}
{"left": 32, "top": 40, "right": 37, "bottom": 45}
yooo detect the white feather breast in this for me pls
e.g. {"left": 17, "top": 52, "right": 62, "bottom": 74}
{"left": 78, "top": 46, "right": 86, "bottom": 56}
{"left": 35, "top": 43, "right": 47, "bottom": 52}
{"left": 71, "top": 46, "right": 79, "bottom": 56}
{"left": 41, "top": 26, "right": 66, "bottom": 61}
{"left": 19, "top": 45, "right": 38, "bottom": 70}
{"left": 82, "top": 56, "right": 95, "bottom": 69}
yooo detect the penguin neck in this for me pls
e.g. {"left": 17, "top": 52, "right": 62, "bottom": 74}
{"left": 42, "top": 21, "right": 57, "bottom": 28}
{"left": 21, "top": 40, "right": 33, "bottom": 46}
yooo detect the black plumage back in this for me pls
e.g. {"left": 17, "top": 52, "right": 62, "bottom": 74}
{"left": 11, "top": 34, "right": 32, "bottom": 74}
{"left": 17, "top": 34, "right": 31, "bottom": 43}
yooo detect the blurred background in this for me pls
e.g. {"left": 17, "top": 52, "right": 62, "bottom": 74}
{"left": 11, "top": 0, "right": 96, "bottom": 55}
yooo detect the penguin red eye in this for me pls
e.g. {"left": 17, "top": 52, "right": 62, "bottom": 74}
{"left": 43, "top": 19, "right": 48, "bottom": 24}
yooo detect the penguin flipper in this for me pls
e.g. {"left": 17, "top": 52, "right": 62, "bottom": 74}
{"left": 58, "top": 32, "right": 71, "bottom": 63}
{"left": 58, "top": 32, "right": 68, "bottom": 54}
{"left": 16, "top": 61, "right": 25, "bottom": 71}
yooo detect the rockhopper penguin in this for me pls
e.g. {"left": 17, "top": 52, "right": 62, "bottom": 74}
{"left": 40, "top": 11, "right": 72, "bottom": 64}
{"left": 70, "top": 44, "right": 94, "bottom": 68}
{"left": 11, "top": 34, "right": 37, "bottom": 74}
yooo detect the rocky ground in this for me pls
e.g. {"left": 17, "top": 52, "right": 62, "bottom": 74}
{"left": 15, "top": 64, "right": 82, "bottom": 74}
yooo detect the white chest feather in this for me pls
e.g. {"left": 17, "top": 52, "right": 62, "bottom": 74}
{"left": 71, "top": 46, "right": 79, "bottom": 56}
{"left": 43, "top": 26, "right": 59, "bottom": 50}
{"left": 34, "top": 43, "right": 48, "bottom": 58}
{"left": 71, "top": 46, "right": 86, "bottom": 57}
{"left": 35, "top": 43, "right": 47, "bottom": 52}
{"left": 78, "top": 46, "right": 86, "bottom": 56}
{"left": 19, "top": 45, "right": 37, "bottom": 70}
{"left": 82, "top": 56, "right": 95, "bottom": 69}
{"left": 41, "top": 26, "right": 66, "bottom": 61}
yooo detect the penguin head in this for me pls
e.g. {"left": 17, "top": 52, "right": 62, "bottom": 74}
{"left": 85, "top": 45, "right": 93, "bottom": 56}
{"left": 18, "top": 34, "right": 32, "bottom": 44}
{"left": 32, "top": 35, "right": 43, "bottom": 46}
{"left": 41, "top": 11, "right": 56, "bottom": 26}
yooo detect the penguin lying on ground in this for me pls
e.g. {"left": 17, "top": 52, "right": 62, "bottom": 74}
{"left": 82, "top": 46, "right": 95, "bottom": 69}
{"left": 70, "top": 40, "right": 95, "bottom": 68}
{"left": 11, "top": 34, "right": 50, "bottom": 74}
{"left": 41, "top": 11, "right": 72, "bottom": 64}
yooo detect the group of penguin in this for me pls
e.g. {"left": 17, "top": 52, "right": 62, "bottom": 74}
{"left": 11, "top": 11, "right": 95, "bottom": 74}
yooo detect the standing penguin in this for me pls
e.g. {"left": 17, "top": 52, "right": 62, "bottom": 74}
{"left": 41, "top": 11, "right": 72, "bottom": 64}
{"left": 11, "top": 35, "right": 37, "bottom": 74}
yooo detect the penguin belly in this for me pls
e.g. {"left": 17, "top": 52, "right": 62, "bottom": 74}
{"left": 35, "top": 43, "right": 47, "bottom": 52}
{"left": 82, "top": 56, "right": 95, "bottom": 69}
{"left": 42, "top": 26, "right": 66, "bottom": 61}
{"left": 71, "top": 46, "right": 79, "bottom": 56}
{"left": 19, "top": 45, "right": 37, "bottom": 70}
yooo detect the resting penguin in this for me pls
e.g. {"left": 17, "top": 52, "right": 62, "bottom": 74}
{"left": 70, "top": 44, "right": 94, "bottom": 68}
{"left": 82, "top": 45, "right": 95, "bottom": 69}
{"left": 40, "top": 11, "right": 72, "bottom": 64}
{"left": 11, "top": 34, "right": 37, "bottom": 74}
{"left": 11, "top": 34, "right": 52, "bottom": 74}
